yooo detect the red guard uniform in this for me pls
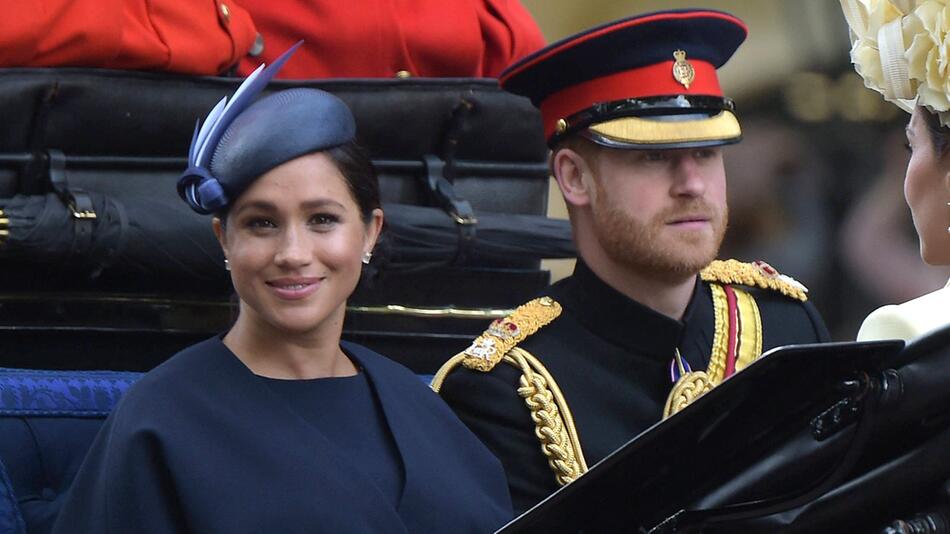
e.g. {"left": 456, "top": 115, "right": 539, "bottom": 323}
{"left": 237, "top": 0, "right": 546, "bottom": 78}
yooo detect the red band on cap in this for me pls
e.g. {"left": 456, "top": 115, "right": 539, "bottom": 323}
{"left": 540, "top": 60, "right": 721, "bottom": 140}
{"left": 501, "top": 11, "right": 746, "bottom": 84}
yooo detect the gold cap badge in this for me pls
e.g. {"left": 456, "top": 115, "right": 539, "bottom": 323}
{"left": 672, "top": 50, "right": 695, "bottom": 89}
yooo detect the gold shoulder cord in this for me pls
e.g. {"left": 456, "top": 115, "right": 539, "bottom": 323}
{"left": 664, "top": 272, "right": 766, "bottom": 419}
{"left": 663, "top": 349, "right": 714, "bottom": 418}
{"left": 430, "top": 354, "right": 466, "bottom": 391}
{"left": 507, "top": 347, "right": 588, "bottom": 484}
{"left": 705, "top": 283, "right": 730, "bottom": 383}
{"left": 431, "top": 297, "right": 588, "bottom": 486}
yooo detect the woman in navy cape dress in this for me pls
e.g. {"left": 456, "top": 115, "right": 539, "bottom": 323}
{"left": 51, "top": 46, "right": 512, "bottom": 533}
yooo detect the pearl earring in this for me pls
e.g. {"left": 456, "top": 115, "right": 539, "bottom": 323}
{"left": 361, "top": 251, "right": 372, "bottom": 265}
{"left": 224, "top": 258, "right": 230, "bottom": 271}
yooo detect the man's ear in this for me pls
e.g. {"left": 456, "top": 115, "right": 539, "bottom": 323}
{"left": 552, "top": 148, "right": 595, "bottom": 208}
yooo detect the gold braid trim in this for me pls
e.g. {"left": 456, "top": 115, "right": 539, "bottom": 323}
{"left": 734, "top": 287, "right": 763, "bottom": 372}
{"left": 458, "top": 297, "right": 562, "bottom": 372}
{"left": 663, "top": 370, "right": 713, "bottom": 419}
{"left": 430, "top": 354, "right": 466, "bottom": 392}
{"left": 664, "top": 284, "right": 767, "bottom": 419}
{"left": 506, "top": 347, "right": 587, "bottom": 486}
{"left": 700, "top": 259, "right": 808, "bottom": 302}
{"left": 430, "top": 345, "right": 588, "bottom": 487}
{"left": 705, "top": 283, "right": 729, "bottom": 384}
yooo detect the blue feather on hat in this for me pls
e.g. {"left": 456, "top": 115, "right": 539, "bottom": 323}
{"left": 178, "top": 42, "right": 302, "bottom": 214}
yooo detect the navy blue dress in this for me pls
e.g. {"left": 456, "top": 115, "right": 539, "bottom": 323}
{"left": 259, "top": 372, "right": 404, "bottom": 507}
{"left": 51, "top": 337, "right": 512, "bottom": 533}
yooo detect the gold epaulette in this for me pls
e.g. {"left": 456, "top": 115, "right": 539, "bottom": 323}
{"left": 460, "top": 297, "right": 562, "bottom": 372}
{"left": 700, "top": 259, "right": 809, "bottom": 302}
{"left": 430, "top": 296, "right": 584, "bottom": 486}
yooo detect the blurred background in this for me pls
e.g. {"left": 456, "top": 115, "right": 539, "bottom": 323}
{"left": 524, "top": 0, "right": 950, "bottom": 340}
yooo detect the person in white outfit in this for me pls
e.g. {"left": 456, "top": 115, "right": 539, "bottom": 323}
{"left": 842, "top": 0, "right": 950, "bottom": 341}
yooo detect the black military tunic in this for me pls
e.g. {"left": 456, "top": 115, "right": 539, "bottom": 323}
{"left": 437, "top": 260, "right": 830, "bottom": 514}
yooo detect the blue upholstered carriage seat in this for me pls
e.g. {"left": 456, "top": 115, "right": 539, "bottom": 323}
{"left": 0, "top": 367, "right": 435, "bottom": 534}
{"left": 0, "top": 368, "right": 142, "bottom": 534}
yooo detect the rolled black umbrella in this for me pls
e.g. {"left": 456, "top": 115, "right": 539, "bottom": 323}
{"left": 0, "top": 192, "right": 225, "bottom": 291}
{"left": 0, "top": 193, "right": 575, "bottom": 288}
{"left": 381, "top": 203, "right": 575, "bottom": 271}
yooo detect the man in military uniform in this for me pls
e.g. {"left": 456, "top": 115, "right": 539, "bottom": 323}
{"left": 432, "top": 9, "right": 831, "bottom": 514}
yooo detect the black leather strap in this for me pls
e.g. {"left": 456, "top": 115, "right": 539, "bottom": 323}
{"left": 422, "top": 154, "right": 477, "bottom": 265}
{"left": 48, "top": 149, "right": 96, "bottom": 258}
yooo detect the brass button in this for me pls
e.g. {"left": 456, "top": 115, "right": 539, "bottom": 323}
{"left": 219, "top": 3, "right": 231, "bottom": 22}
{"left": 539, "top": 297, "right": 553, "bottom": 306}
{"left": 395, "top": 70, "right": 412, "bottom": 79}
{"left": 556, "top": 119, "right": 568, "bottom": 134}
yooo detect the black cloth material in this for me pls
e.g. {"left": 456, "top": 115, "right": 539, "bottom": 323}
{"left": 260, "top": 372, "right": 404, "bottom": 508}
{"left": 52, "top": 337, "right": 512, "bottom": 533}
{"left": 440, "top": 260, "right": 830, "bottom": 514}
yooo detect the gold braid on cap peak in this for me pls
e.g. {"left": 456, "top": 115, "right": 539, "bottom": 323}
{"left": 700, "top": 259, "right": 809, "bottom": 302}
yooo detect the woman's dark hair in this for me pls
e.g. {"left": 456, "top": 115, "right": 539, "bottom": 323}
{"left": 919, "top": 106, "right": 950, "bottom": 157}
{"left": 325, "top": 140, "right": 381, "bottom": 223}
{"left": 329, "top": 140, "right": 386, "bottom": 286}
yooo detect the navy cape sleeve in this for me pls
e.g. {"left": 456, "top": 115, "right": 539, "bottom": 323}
{"left": 346, "top": 340, "right": 514, "bottom": 532}
{"left": 51, "top": 393, "right": 185, "bottom": 534}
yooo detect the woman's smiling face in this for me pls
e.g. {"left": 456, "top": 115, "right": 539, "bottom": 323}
{"left": 214, "top": 151, "right": 383, "bottom": 338}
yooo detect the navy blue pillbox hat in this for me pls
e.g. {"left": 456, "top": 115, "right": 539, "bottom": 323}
{"left": 177, "top": 43, "right": 356, "bottom": 215}
{"left": 499, "top": 9, "right": 748, "bottom": 149}
{"left": 208, "top": 89, "right": 355, "bottom": 203}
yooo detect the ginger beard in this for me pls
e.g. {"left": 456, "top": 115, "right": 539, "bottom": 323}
{"left": 590, "top": 181, "right": 728, "bottom": 283}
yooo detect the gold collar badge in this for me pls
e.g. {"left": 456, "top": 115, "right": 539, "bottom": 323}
{"left": 672, "top": 49, "right": 695, "bottom": 89}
